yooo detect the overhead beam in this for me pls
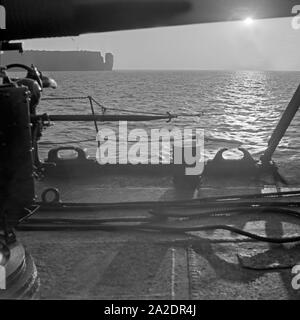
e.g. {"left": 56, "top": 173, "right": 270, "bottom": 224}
{"left": 0, "top": 0, "right": 299, "bottom": 41}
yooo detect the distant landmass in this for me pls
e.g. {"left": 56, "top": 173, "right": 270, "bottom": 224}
{"left": 2, "top": 51, "right": 114, "bottom": 71}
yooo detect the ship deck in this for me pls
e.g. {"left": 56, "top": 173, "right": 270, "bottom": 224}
{"left": 18, "top": 171, "right": 300, "bottom": 300}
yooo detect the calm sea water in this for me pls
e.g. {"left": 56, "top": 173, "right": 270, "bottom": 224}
{"left": 39, "top": 70, "right": 300, "bottom": 185}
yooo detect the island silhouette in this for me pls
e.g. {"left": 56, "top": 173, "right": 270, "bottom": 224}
{"left": 2, "top": 51, "right": 114, "bottom": 71}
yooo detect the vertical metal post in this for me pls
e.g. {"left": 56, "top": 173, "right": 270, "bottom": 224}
{"left": 261, "top": 84, "right": 300, "bottom": 163}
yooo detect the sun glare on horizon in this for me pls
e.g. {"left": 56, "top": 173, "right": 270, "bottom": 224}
{"left": 244, "top": 17, "right": 254, "bottom": 26}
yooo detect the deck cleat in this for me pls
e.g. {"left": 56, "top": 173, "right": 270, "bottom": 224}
{"left": 202, "top": 147, "right": 284, "bottom": 183}
{"left": 203, "top": 148, "right": 258, "bottom": 179}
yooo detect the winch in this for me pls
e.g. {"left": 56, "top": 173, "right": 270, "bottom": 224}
{"left": 0, "top": 60, "right": 55, "bottom": 298}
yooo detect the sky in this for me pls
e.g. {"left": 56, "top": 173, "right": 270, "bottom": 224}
{"left": 23, "top": 17, "right": 300, "bottom": 71}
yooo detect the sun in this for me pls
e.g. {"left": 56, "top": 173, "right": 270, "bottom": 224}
{"left": 244, "top": 17, "right": 254, "bottom": 26}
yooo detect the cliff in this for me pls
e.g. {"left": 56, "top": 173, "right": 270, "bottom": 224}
{"left": 1, "top": 51, "right": 114, "bottom": 71}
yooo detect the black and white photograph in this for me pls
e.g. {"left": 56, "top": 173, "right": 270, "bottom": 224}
{"left": 1, "top": 0, "right": 300, "bottom": 305}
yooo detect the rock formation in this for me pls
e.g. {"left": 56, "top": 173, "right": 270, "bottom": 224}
{"left": 1, "top": 51, "right": 114, "bottom": 71}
